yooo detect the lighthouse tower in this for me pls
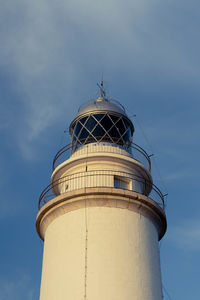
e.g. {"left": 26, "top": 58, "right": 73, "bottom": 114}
{"left": 36, "top": 84, "right": 167, "bottom": 300}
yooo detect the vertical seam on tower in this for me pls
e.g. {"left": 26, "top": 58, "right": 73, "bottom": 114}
{"left": 138, "top": 205, "right": 143, "bottom": 297}
{"left": 84, "top": 195, "right": 88, "bottom": 300}
{"left": 84, "top": 144, "right": 89, "bottom": 300}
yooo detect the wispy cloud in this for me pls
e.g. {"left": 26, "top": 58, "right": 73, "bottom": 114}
{"left": 1, "top": 0, "right": 200, "bottom": 160}
{"left": 0, "top": 165, "right": 22, "bottom": 219}
{"left": 162, "top": 170, "right": 197, "bottom": 181}
{"left": 168, "top": 220, "right": 200, "bottom": 252}
{"left": 0, "top": 195, "right": 22, "bottom": 220}
{"left": 0, "top": 274, "right": 38, "bottom": 300}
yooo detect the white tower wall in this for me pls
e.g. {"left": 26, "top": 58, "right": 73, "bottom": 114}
{"left": 39, "top": 206, "right": 162, "bottom": 300}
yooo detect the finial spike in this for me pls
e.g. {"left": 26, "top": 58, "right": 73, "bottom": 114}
{"left": 97, "top": 80, "right": 106, "bottom": 98}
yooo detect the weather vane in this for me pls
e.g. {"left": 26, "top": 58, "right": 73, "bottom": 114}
{"left": 97, "top": 80, "right": 106, "bottom": 98}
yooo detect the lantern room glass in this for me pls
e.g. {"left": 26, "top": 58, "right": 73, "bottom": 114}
{"left": 71, "top": 113, "right": 133, "bottom": 152}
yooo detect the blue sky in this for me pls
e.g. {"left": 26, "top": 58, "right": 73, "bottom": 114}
{"left": 0, "top": 0, "right": 200, "bottom": 299}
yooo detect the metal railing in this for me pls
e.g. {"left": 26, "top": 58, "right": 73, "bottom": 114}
{"left": 52, "top": 140, "right": 151, "bottom": 172}
{"left": 38, "top": 170, "right": 165, "bottom": 211}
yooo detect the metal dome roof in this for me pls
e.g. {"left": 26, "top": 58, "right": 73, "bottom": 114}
{"left": 75, "top": 97, "right": 127, "bottom": 119}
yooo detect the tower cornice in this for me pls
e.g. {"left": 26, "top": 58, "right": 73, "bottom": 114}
{"left": 36, "top": 187, "right": 166, "bottom": 241}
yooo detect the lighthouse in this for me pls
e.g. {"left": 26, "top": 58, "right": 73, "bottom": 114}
{"left": 36, "top": 84, "right": 167, "bottom": 300}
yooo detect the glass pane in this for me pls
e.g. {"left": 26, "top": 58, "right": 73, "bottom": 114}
{"left": 100, "top": 115, "right": 113, "bottom": 131}
{"left": 86, "top": 136, "right": 96, "bottom": 143}
{"left": 132, "top": 179, "right": 144, "bottom": 194}
{"left": 114, "top": 177, "right": 129, "bottom": 189}
{"left": 93, "top": 114, "right": 105, "bottom": 121}
{"left": 92, "top": 124, "right": 106, "bottom": 139}
{"left": 109, "top": 114, "right": 120, "bottom": 124}
{"left": 101, "top": 134, "right": 112, "bottom": 143}
{"left": 116, "top": 138, "right": 124, "bottom": 145}
{"left": 107, "top": 126, "right": 120, "bottom": 141}
{"left": 75, "top": 121, "right": 83, "bottom": 136}
{"left": 115, "top": 119, "right": 125, "bottom": 135}
{"left": 122, "top": 128, "right": 131, "bottom": 142}
{"left": 79, "top": 127, "right": 89, "bottom": 142}
{"left": 79, "top": 116, "right": 88, "bottom": 125}
{"left": 123, "top": 118, "right": 133, "bottom": 135}
{"left": 85, "top": 116, "right": 97, "bottom": 132}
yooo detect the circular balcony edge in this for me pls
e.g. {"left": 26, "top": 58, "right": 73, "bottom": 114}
{"left": 52, "top": 142, "right": 151, "bottom": 173}
{"left": 36, "top": 187, "right": 167, "bottom": 241}
{"left": 51, "top": 152, "right": 152, "bottom": 189}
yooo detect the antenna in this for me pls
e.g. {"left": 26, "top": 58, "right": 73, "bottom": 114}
{"left": 97, "top": 80, "right": 106, "bottom": 98}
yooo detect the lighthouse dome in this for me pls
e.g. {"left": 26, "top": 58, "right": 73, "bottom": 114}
{"left": 69, "top": 96, "right": 134, "bottom": 151}
{"left": 76, "top": 96, "right": 126, "bottom": 117}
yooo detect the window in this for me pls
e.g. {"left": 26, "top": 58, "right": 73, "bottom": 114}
{"left": 114, "top": 176, "right": 130, "bottom": 190}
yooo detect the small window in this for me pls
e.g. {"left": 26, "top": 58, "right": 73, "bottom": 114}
{"left": 114, "top": 176, "right": 130, "bottom": 190}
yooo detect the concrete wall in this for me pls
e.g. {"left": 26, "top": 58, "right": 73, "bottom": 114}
{"left": 39, "top": 206, "right": 163, "bottom": 300}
